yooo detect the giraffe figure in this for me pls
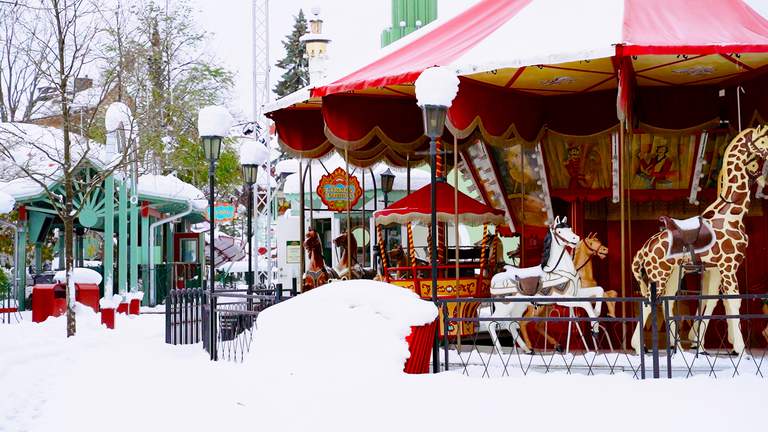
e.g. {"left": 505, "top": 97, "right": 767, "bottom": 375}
{"left": 630, "top": 126, "right": 768, "bottom": 354}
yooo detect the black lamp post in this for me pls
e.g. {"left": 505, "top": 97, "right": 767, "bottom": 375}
{"left": 380, "top": 168, "right": 395, "bottom": 249}
{"left": 242, "top": 163, "right": 258, "bottom": 297}
{"left": 415, "top": 67, "right": 459, "bottom": 373}
{"left": 199, "top": 105, "right": 230, "bottom": 361}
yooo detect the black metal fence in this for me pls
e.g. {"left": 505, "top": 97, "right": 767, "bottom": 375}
{"left": 207, "top": 289, "right": 278, "bottom": 362}
{"left": 165, "top": 288, "right": 206, "bottom": 345}
{"left": 437, "top": 291, "right": 767, "bottom": 379}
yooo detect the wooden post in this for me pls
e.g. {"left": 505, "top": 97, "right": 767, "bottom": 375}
{"left": 103, "top": 175, "right": 114, "bottom": 298}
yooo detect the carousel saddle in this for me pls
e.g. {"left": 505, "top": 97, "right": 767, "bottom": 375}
{"left": 502, "top": 265, "right": 544, "bottom": 296}
{"left": 659, "top": 216, "right": 715, "bottom": 260}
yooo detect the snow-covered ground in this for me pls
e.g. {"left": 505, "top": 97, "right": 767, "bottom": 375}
{"left": 1, "top": 283, "right": 765, "bottom": 432}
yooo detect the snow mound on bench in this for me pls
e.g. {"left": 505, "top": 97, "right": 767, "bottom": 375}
{"left": 252, "top": 280, "right": 437, "bottom": 376}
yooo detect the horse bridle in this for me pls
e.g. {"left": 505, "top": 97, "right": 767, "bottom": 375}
{"left": 543, "top": 228, "right": 576, "bottom": 274}
{"left": 574, "top": 240, "right": 601, "bottom": 272}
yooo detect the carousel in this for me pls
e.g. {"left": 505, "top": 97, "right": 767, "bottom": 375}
{"left": 374, "top": 180, "right": 505, "bottom": 338}
{"left": 268, "top": 0, "right": 768, "bottom": 362}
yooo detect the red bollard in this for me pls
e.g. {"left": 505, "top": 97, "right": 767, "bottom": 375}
{"left": 403, "top": 319, "right": 438, "bottom": 374}
{"left": 116, "top": 302, "right": 129, "bottom": 314}
{"left": 101, "top": 308, "right": 115, "bottom": 329}
{"left": 129, "top": 299, "right": 140, "bottom": 315}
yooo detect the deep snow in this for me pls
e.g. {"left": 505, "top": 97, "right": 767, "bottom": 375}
{"left": 1, "top": 285, "right": 765, "bottom": 432}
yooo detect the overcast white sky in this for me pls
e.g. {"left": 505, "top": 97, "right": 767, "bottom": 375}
{"left": 190, "top": 0, "right": 768, "bottom": 121}
{"left": 191, "top": 0, "right": 477, "bottom": 120}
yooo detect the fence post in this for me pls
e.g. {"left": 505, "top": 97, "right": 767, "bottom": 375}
{"left": 165, "top": 291, "right": 171, "bottom": 344}
{"left": 650, "top": 282, "right": 660, "bottom": 379}
{"left": 442, "top": 301, "right": 449, "bottom": 372}
{"left": 663, "top": 297, "right": 673, "bottom": 379}
{"left": 638, "top": 300, "right": 645, "bottom": 379}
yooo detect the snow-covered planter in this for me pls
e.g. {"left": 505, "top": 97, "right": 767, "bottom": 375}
{"left": 99, "top": 294, "right": 122, "bottom": 329}
{"left": 251, "top": 280, "right": 437, "bottom": 376}
{"left": 126, "top": 291, "right": 144, "bottom": 315}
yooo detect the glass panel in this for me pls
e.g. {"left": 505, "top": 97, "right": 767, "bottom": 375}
{"left": 180, "top": 239, "right": 198, "bottom": 263}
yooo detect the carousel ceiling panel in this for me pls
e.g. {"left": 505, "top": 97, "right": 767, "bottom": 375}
{"left": 633, "top": 53, "right": 768, "bottom": 86}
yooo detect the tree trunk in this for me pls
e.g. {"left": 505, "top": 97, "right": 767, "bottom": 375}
{"left": 64, "top": 216, "right": 76, "bottom": 337}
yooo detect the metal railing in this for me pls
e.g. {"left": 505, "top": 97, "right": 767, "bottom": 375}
{"left": 436, "top": 291, "right": 767, "bottom": 379}
{"left": 437, "top": 296, "right": 648, "bottom": 378}
{"left": 165, "top": 288, "right": 206, "bottom": 345}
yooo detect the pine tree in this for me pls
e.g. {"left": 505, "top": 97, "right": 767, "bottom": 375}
{"left": 274, "top": 9, "right": 309, "bottom": 97}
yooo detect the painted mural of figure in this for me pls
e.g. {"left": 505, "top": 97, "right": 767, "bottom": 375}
{"left": 564, "top": 144, "right": 586, "bottom": 189}
{"left": 637, "top": 143, "right": 674, "bottom": 188}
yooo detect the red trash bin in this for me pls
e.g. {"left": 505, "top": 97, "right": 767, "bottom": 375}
{"left": 404, "top": 319, "right": 437, "bottom": 374}
{"left": 32, "top": 284, "right": 67, "bottom": 323}
{"left": 75, "top": 283, "right": 100, "bottom": 312}
{"left": 101, "top": 308, "right": 115, "bottom": 329}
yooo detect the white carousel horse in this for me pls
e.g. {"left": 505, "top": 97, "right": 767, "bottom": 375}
{"left": 488, "top": 216, "right": 603, "bottom": 354}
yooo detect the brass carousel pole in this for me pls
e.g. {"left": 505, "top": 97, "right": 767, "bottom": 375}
{"left": 454, "top": 135, "right": 461, "bottom": 347}
{"left": 620, "top": 121, "right": 627, "bottom": 350}
{"left": 346, "top": 147, "right": 352, "bottom": 275}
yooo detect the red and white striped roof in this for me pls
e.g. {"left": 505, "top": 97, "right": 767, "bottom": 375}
{"left": 307, "top": 0, "right": 768, "bottom": 98}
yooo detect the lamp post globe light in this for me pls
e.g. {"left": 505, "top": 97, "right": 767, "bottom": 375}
{"left": 380, "top": 168, "right": 395, "bottom": 249}
{"left": 198, "top": 105, "right": 232, "bottom": 361}
{"left": 239, "top": 138, "right": 270, "bottom": 300}
{"left": 414, "top": 66, "right": 459, "bottom": 373}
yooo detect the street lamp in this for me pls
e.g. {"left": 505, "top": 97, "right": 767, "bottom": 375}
{"left": 239, "top": 138, "right": 269, "bottom": 299}
{"left": 415, "top": 66, "right": 459, "bottom": 373}
{"left": 198, "top": 105, "right": 232, "bottom": 361}
{"left": 380, "top": 168, "right": 395, "bottom": 249}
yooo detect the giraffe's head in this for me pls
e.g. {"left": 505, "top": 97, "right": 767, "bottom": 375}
{"left": 746, "top": 125, "right": 768, "bottom": 160}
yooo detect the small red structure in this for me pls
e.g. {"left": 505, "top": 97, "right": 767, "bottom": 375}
{"left": 101, "top": 308, "right": 115, "bottom": 329}
{"left": 404, "top": 320, "right": 438, "bottom": 374}
{"left": 75, "top": 283, "right": 99, "bottom": 312}
{"left": 31, "top": 284, "right": 67, "bottom": 323}
{"left": 128, "top": 298, "right": 140, "bottom": 315}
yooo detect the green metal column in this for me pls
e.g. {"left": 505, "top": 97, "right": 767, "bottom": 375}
{"left": 118, "top": 180, "right": 128, "bottom": 294}
{"left": 56, "top": 234, "right": 64, "bottom": 270}
{"left": 16, "top": 218, "right": 27, "bottom": 310}
{"left": 141, "top": 210, "right": 150, "bottom": 305}
{"left": 103, "top": 175, "right": 114, "bottom": 297}
{"left": 129, "top": 199, "right": 139, "bottom": 292}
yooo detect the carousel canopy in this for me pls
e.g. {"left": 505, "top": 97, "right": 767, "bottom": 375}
{"left": 266, "top": 0, "right": 768, "bottom": 167}
{"left": 373, "top": 181, "right": 505, "bottom": 226}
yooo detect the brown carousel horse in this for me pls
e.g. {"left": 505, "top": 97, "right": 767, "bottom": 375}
{"left": 302, "top": 228, "right": 337, "bottom": 292}
{"left": 386, "top": 244, "right": 429, "bottom": 279}
{"left": 333, "top": 231, "right": 376, "bottom": 280}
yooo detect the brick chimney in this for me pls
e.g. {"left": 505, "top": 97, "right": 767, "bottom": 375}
{"left": 74, "top": 76, "right": 93, "bottom": 93}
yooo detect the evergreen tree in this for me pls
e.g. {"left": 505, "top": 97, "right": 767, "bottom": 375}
{"left": 274, "top": 9, "right": 309, "bottom": 97}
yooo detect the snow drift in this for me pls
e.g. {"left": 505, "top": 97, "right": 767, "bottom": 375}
{"left": 251, "top": 280, "right": 437, "bottom": 376}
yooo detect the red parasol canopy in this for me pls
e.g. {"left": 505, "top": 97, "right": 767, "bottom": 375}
{"left": 373, "top": 181, "right": 506, "bottom": 226}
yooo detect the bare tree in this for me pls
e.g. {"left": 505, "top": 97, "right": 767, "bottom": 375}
{"left": 0, "top": 2, "right": 52, "bottom": 122}
{"left": 0, "top": 0, "right": 131, "bottom": 337}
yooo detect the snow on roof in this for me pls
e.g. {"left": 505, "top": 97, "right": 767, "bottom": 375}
{"left": 30, "top": 85, "right": 105, "bottom": 120}
{"left": 197, "top": 105, "right": 232, "bottom": 137}
{"left": 0, "top": 123, "right": 104, "bottom": 199}
{"left": 252, "top": 280, "right": 437, "bottom": 375}
{"left": 238, "top": 137, "right": 270, "bottom": 165}
{"left": 137, "top": 174, "right": 207, "bottom": 210}
{"left": 0, "top": 190, "right": 14, "bottom": 214}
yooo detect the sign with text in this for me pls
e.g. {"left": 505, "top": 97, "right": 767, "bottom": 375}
{"left": 212, "top": 202, "right": 236, "bottom": 223}
{"left": 316, "top": 167, "right": 362, "bottom": 212}
{"left": 285, "top": 240, "right": 301, "bottom": 263}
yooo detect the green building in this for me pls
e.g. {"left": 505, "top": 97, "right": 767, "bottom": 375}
{"left": 381, "top": 0, "right": 437, "bottom": 47}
